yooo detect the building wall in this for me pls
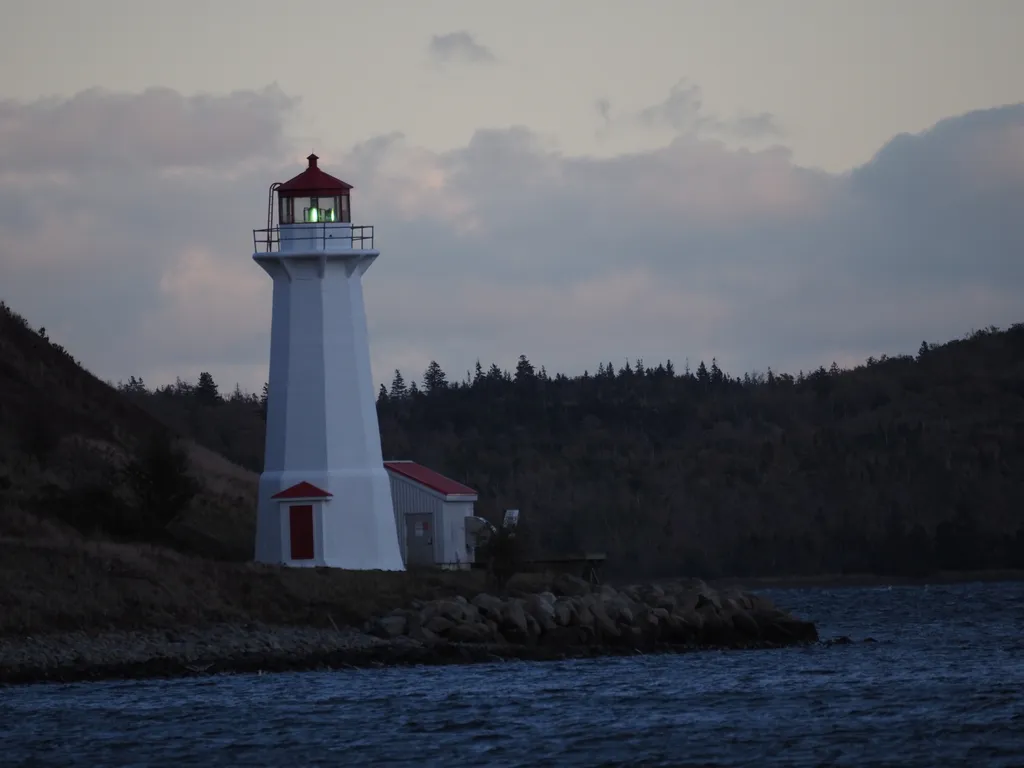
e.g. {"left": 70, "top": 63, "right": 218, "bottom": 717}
{"left": 439, "top": 500, "right": 475, "bottom": 568}
{"left": 387, "top": 472, "right": 442, "bottom": 564}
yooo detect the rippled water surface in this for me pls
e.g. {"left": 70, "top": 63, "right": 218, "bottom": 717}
{"left": 3, "top": 581, "right": 1024, "bottom": 767}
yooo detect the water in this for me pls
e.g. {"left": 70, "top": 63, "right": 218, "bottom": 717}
{"left": 3, "top": 581, "right": 1023, "bottom": 767}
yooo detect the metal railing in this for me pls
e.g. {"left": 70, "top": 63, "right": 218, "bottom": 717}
{"left": 253, "top": 223, "right": 375, "bottom": 253}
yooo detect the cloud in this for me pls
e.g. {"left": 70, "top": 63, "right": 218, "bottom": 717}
{"left": 427, "top": 31, "right": 496, "bottom": 66}
{"left": 0, "top": 85, "right": 296, "bottom": 174}
{"left": 0, "top": 86, "right": 1022, "bottom": 398}
{"left": 598, "top": 79, "right": 783, "bottom": 142}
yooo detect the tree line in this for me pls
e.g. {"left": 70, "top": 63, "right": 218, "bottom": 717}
{"left": 113, "top": 323, "right": 1024, "bottom": 580}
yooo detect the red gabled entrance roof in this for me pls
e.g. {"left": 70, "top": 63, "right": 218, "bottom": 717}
{"left": 384, "top": 461, "right": 477, "bottom": 498}
{"left": 271, "top": 481, "right": 332, "bottom": 500}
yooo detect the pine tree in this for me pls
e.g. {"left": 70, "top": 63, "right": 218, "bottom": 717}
{"left": 390, "top": 369, "right": 408, "bottom": 399}
{"left": 514, "top": 355, "right": 536, "bottom": 384}
{"left": 423, "top": 360, "right": 448, "bottom": 394}
{"left": 377, "top": 383, "right": 389, "bottom": 403}
{"left": 696, "top": 361, "right": 710, "bottom": 388}
{"left": 710, "top": 358, "right": 723, "bottom": 386}
{"left": 196, "top": 371, "right": 220, "bottom": 405}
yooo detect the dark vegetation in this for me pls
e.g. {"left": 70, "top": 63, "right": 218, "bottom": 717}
{"left": 1, "top": 297, "right": 1024, "bottom": 637}
{"left": 116, "top": 318, "right": 1024, "bottom": 581}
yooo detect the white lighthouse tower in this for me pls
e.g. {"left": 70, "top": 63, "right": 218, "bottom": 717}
{"left": 252, "top": 154, "right": 404, "bottom": 571}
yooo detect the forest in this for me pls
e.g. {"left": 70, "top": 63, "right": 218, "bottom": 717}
{"left": 108, "top": 322, "right": 1024, "bottom": 580}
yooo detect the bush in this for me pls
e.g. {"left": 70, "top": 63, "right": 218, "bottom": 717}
{"left": 475, "top": 522, "right": 533, "bottom": 592}
{"left": 121, "top": 429, "right": 199, "bottom": 535}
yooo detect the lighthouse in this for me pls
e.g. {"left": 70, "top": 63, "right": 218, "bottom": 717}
{"left": 252, "top": 154, "right": 404, "bottom": 570}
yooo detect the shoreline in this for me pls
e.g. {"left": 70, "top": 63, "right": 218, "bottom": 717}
{"left": 0, "top": 628, "right": 815, "bottom": 688}
{"left": 708, "top": 569, "right": 1024, "bottom": 591}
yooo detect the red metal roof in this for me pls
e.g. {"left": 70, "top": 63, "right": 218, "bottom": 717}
{"left": 384, "top": 461, "right": 478, "bottom": 498}
{"left": 277, "top": 154, "right": 353, "bottom": 195}
{"left": 271, "top": 481, "right": 332, "bottom": 500}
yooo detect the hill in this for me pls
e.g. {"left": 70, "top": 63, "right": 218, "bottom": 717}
{"left": 116, "top": 316, "right": 1024, "bottom": 581}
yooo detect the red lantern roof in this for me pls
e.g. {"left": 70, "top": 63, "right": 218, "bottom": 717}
{"left": 277, "top": 154, "right": 353, "bottom": 196}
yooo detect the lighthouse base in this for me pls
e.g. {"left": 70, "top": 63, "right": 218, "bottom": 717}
{"left": 254, "top": 467, "right": 405, "bottom": 571}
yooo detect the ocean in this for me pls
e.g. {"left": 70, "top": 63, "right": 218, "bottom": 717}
{"left": 2, "top": 581, "right": 1023, "bottom": 767}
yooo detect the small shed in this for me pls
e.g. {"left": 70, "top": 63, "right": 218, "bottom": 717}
{"left": 384, "top": 461, "right": 479, "bottom": 569}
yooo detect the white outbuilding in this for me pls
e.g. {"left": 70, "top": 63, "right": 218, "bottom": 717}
{"left": 384, "top": 461, "right": 481, "bottom": 569}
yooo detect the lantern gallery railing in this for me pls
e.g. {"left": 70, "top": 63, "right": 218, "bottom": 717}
{"left": 253, "top": 224, "right": 375, "bottom": 253}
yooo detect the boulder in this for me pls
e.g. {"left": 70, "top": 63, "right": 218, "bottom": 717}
{"left": 471, "top": 593, "right": 506, "bottom": 621}
{"left": 500, "top": 599, "right": 531, "bottom": 643}
{"left": 409, "top": 625, "right": 438, "bottom": 644}
{"left": 552, "top": 598, "right": 575, "bottom": 627}
{"left": 370, "top": 615, "right": 407, "bottom": 639}
{"left": 525, "top": 594, "right": 558, "bottom": 631}
{"left": 552, "top": 573, "right": 592, "bottom": 597}
{"left": 423, "top": 615, "right": 456, "bottom": 635}
{"left": 582, "top": 596, "right": 621, "bottom": 639}
{"left": 447, "top": 622, "right": 495, "bottom": 644}
{"left": 571, "top": 601, "right": 596, "bottom": 630}
{"left": 603, "top": 595, "right": 635, "bottom": 626}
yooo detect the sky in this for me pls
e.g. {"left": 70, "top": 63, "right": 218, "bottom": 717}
{"left": 1, "top": 0, "right": 1022, "bottom": 394}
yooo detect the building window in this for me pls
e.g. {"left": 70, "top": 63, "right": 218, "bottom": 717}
{"left": 279, "top": 196, "right": 294, "bottom": 225}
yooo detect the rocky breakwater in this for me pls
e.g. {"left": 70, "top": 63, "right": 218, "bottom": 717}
{"left": 369, "top": 575, "right": 818, "bottom": 654}
{"left": 0, "top": 576, "right": 816, "bottom": 686}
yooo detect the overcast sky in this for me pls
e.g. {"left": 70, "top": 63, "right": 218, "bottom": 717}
{"left": 1, "top": 0, "right": 1022, "bottom": 393}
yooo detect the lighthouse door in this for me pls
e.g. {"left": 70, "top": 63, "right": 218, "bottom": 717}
{"left": 405, "top": 513, "right": 435, "bottom": 566}
{"left": 288, "top": 505, "right": 315, "bottom": 561}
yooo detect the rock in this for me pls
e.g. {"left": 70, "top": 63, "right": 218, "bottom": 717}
{"left": 825, "top": 635, "right": 853, "bottom": 646}
{"left": 552, "top": 598, "right": 575, "bottom": 627}
{"left": 423, "top": 616, "right": 456, "bottom": 635}
{"left": 665, "top": 611, "right": 701, "bottom": 643}
{"left": 551, "top": 573, "right": 592, "bottom": 597}
{"left": 603, "top": 596, "right": 635, "bottom": 626}
{"left": 572, "top": 601, "right": 596, "bottom": 630}
{"left": 694, "top": 592, "right": 720, "bottom": 612}
{"left": 524, "top": 613, "right": 542, "bottom": 643}
{"left": 471, "top": 593, "right": 506, "bottom": 621}
{"left": 409, "top": 625, "right": 439, "bottom": 644}
{"left": 370, "top": 615, "right": 407, "bottom": 639}
{"left": 728, "top": 609, "right": 760, "bottom": 639}
{"left": 500, "top": 599, "right": 530, "bottom": 643}
{"left": 582, "top": 596, "right": 621, "bottom": 639}
{"left": 525, "top": 594, "right": 558, "bottom": 631}
{"left": 447, "top": 623, "right": 495, "bottom": 644}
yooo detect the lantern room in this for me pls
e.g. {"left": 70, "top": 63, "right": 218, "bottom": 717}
{"left": 277, "top": 153, "right": 352, "bottom": 225}
{"left": 254, "top": 153, "right": 375, "bottom": 254}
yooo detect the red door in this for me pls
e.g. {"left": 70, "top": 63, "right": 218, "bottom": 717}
{"left": 289, "top": 505, "right": 315, "bottom": 560}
